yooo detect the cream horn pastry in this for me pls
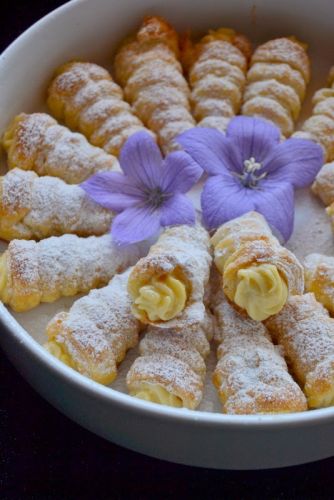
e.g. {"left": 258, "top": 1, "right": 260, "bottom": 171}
{"left": 212, "top": 290, "right": 307, "bottom": 414}
{"left": 45, "top": 269, "right": 141, "bottom": 385}
{"left": 0, "top": 234, "right": 137, "bottom": 312}
{"left": 304, "top": 253, "right": 334, "bottom": 315}
{"left": 294, "top": 67, "right": 334, "bottom": 162}
{"left": 0, "top": 168, "right": 112, "bottom": 241}
{"left": 47, "top": 61, "right": 149, "bottom": 156}
{"left": 127, "top": 224, "right": 212, "bottom": 326}
{"left": 126, "top": 309, "right": 213, "bottom": 409}
{"left": 182, "top": 27, "right": 251, "bottom": 132}
{"left": 265, "top": 293, "right": 334, "bottom": 409}
{"left": 114, "top": 16, "right": 195, "bottom": 153}
{"left": 312, "top": 162, "right": 334, "bottom": 205}
{"left": 211, "top": 211, "right": 304, "bottom": 321}
{"left": 242, "top": 37, "right": 310, "bottom": 137}
{"left": 2, "top": 113, "right": 118, "bottom": 184}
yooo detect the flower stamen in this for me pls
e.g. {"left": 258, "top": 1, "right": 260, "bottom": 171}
{"left": 235, "top": 157, "right": 267, "bottom": 189}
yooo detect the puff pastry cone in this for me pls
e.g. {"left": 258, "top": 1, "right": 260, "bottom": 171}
{"left": 182, "top": 27, "right": 252, "bottom": 132}
{"left": 241, "top": 37, "right": 310, "bottom": 137}
{"left": 0, "top": 234, "right": 139, "bottom": 312}
{"left": 265, "top": 293, "right": 334, "bottom": 409}
{"left": 127, "top": 224, "right": 212, "bottom": 327}
{"left": 211, "top": 211, "right": 304, "bottom": 321}
{"left": 304, "top": 253, "right": 334, "bottom": 315}
{"left": 126, "top": 307, "right": 213, "bottom": 409}
{"left": 0, "top": 168, "right": 112, "bottom": 241}
{"left": 212, "top": 289, "right": 307, "bottom": 414}
{"left": 294, "top": 67, "right": 334, "bottom": 162}
{"left": 47, "top": 61, "right": 150, "bottom": 156}
{"left": 312, "top": 162, "right": 334, "bottom": 206}
{"left": 3, "top": 112, "right": 118, "bottom": 184}
{"left": 44, "top": 269, "right": 141, "bottom": 385}
{"left": 114, "top": 16, "right": 195, "bottom": 153}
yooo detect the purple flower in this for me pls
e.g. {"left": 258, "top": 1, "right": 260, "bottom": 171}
{"left": 81, "top": 131, "right": 202, "bottom": 246}
{"left": 177, "top": 116, "right": 324, "bottom": 241}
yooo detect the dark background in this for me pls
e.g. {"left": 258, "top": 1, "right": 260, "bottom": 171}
{"left": 1, "top": 1, "right": 334, "bottom": 498}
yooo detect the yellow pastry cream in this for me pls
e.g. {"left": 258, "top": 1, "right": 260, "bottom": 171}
{"left": 233, "top": 263, "right": 288, "bottom": 321}
{"left": 44, "top": 340, "right": 76, "bottom": 369}
{"left": 0, "top": 253, "right": 8, "bottom": 302}
{"left": 130, "top": 382, "right": 183, "bottom": 407}
{"left": 131, "top": 272, "right": 187, "bottom": 323}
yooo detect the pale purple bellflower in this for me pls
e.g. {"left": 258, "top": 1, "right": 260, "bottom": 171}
{"left": 81, "top": 131, "right": 202, "bottom": 246}
{"left": 177, "top": 116, "right": 324, "bottom": 241}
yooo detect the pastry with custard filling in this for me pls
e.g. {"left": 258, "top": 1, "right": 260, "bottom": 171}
{"left": 294, "top": 67, "right": 334, "bottom": 162}
{"left": 182, "top": 27, "right": 251, "bottom": 131}
{"left": 127, "top": 224, "right": 212, "bottom": 326}
{"left": 211, "top": 211, "right": 304, "bottom": 321}
{"left": 304, "top": 253, "right": 334, "bottom": 315}
{"left": 0, "top": 168, "right": 112, "bottom": 241}
{"left": 126, "top": 309, "right": 213, "bottom": 409}
{"left": 44, "top": 269, "right": 141, "bottom": 384}
{"left": 265, "top": 293, "right": 334, "bottom": 409}
{"left": 114, "top": 16, "right": 195, "bottom": 153}
{"left": 47, "top": 61, "right": 150, "bottom": 156}
{"left": 0, "top": 234, "right": 139, "bottom": 312}
{"left": 212, "top": 290, "right": 307, "bottom": 414}
{"left": 242, "top": 37, "right": 310, "bottom": 137}
{"left": 3, "top": 113, "right": 117, "bottom": 184}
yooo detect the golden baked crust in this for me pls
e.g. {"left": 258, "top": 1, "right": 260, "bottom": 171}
{"left": 182, "top": 27, "right": 251, "bottom": 132}
{"left": 304, "top": 253, "right": 334, "bottom": 315}
{"left": 47, "top": 61, "right": 149, "bottom": 156}
{"left": 126, "top": 309, "right": 213, "bottom": 409}
{"left": 45, "top": 270, "right": 141, "bottom": 384}
{"left": 127, "top": 224, "right": 212, "bottom": 326}
{"left": 0, "top": 234, "right": 132, "bottom": 312}
{"left": 114, "top": 16, "right": 195, "bottom": 153}
{"left": 212, "top": 291, "right": 307, "bottom": 414}
{"left": 265, "top": 293, "right": 334, "bottom": 409}
{"left": 0, "top": 168, "right": 112, "bottom": 241}
{"left": 312, "top": 162, "right": 334, "bottom": 205}
{"left": 3, "top": 113, "right": 117, "bottom": 184}
{"left": 211, "top": 212, "right": 304, "bottom": 321}
{"left": 242, "top": 37, "right": 310, "bottom": 136}
{"left": 294, "top": 67, "right": 334, "bottom": 162}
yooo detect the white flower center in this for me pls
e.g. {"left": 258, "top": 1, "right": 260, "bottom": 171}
{"left": 237, "top": 157, "right": 267, "bottom": 189}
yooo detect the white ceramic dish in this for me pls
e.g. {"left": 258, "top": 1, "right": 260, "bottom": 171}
{"left": 1, "top": 0, "right": 334, "bottom": 470}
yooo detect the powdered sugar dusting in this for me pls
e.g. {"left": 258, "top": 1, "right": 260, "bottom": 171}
{"left": 0, "top": 168, "right": 112, "bottom": 240}
{"left": 47, "top": 62, "right": 148, "bottom": 156}
{"left": 212, "top": 291, "right": 307, "bottom": 414}
{"left": 4, "top": 179, "right": 334, "bottom": 413}
{"left": 4, "top": 113, "right": 118, "bottom": 184}
{"left": 5, "top": 234, "right": 137, "bottom": 308}
{"left": 48, "top": 270, "right": 141, "bottom": 381}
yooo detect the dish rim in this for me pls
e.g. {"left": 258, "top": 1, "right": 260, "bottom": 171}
{"left": 1, "top": 0, "right": 334, "bottom": 430}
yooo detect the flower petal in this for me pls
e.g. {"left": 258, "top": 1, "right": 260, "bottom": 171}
{"left": 226, "top": 116, "right": 281, "bottom": 163}
{"left": 111, "top": 205, "right": 161, "bottom": 246}
{"left": 119, "top": 130, "right": 163, "bottom": 189}
{"left": 201, "top": 173, "right": 255, "bottom": 230}
{"left": 160, "top": 151, "right": 203, "bottom": 193}
{"left": 176, "top": 127, "right": 242, "bottom": 175}
{"left": 263, "top": 138, "right": 324, "bottom": 188}
{"left": 81, "top": 171, "right": 144, "bottom": 211}
{"left": 251, "top": 180, "right": 295, "bottom": 242}
{"left": 160, "top": 193, "right": 196, "bottom": 227}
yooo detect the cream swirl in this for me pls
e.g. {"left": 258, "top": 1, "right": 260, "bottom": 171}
{"left": 133, "top": 274, "right": 187, "bottom": 322}
{"left": 234, "top": 263, "right": 288, "bottom": 321}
